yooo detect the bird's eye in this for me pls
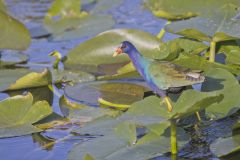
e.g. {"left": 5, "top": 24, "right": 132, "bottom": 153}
{"left": 121, "top": 43, "right": 126, "bottom": 49}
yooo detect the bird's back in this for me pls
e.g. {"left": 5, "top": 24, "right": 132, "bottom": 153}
{"left": 146, "top": 60, "right": 205, "bottom": 90}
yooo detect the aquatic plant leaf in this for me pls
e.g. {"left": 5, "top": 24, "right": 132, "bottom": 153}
{"left": 0, "top": 0, "right": 6, "bottom": 12}
{"left": 210, "top": 135, "right": 240, "bottom": 157}
{"left": 171, "top": 89, "right": 223, "bottom": 119}
{"left": 97, "top": 62, "right": 140, "bottom": 80}
{"left": 59, "top": 96, "right": 118, "bottom": 121}
{"left": 115, "top": 121, "right": 137, "bottom": 145}
{"left": 146, "top": 0, "right": 240, "bottom": 20}
{"left": 216, "top": 40, "right": 240, "bottom": 65}
{"left": 65, "top": 29, "right": 161, "bottom": 72}
{"left": 173, "top": 54, "right": 240, "bottom": 75}
{"left": 83, "top": 154, "right": 95, "bottom": 160}
{"left": 0, "top": 11, "right": 30, "bottom": 50}
{"left": 0, "top": 69, "right": 52, "bottom": 92}
{"left": 165, "top": 5, "right": 240, "bottom": 42}
{"left": 69, "top": 123, "right": 189, "bottom": 160}
{"left": 0, "top": 51, "right": 28, "bottom": 67}
{"left": 46, "top": 0, "right": 82, "bottom": 18}
{"left": 202, "top": 68, "right": 240, "bottom": 118}
{"left": 52, "top": 69, "right": 95, "bottom": 84}
{"left": 0, "top": 93, "right": 52, "bottom": 138}
{"left": 64, "top": 81, "right": 147, "bottom": 106}
{"left": 44, "top": 14, "right": 114, "bottom": 41}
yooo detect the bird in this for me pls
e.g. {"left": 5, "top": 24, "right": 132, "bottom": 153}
{"left": 113, "top": 41, "right": 205, "bottom": 112}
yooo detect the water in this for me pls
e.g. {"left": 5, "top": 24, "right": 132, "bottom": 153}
{"left": 0, "top": 0, "right": 240, "bottom": 160}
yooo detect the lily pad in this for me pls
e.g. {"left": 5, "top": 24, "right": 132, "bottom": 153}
{"left": 217, "top": 40, "right": 240, "bottom": 65}
{"left": 46, "top": 0, "right": 82, "bottom": 18}
{"left": 68, "top": 121, "right": 189, "bottom": 160}
{"left": 59, "top": 96, "right": 119, "bottom": 121}
{"left": 146, "top": 0, "right": 240, "bottom": 20}
{"left": 64, "top": 81, "right": 147, "bottom": 106}
{"left": 0, "top": 10, "right": 30, "bottom": 50}
{"left": 173, "top": 54, "right": 240, "bottom": 75}
{"left": 0, "top": 93, "right": 52, "bottom": 138}
{"left": 44, "top": 14, "right": 114, "bottom": 41}
{"left": 65, "top": 29, "right": 161, "bottom": 73}
{"left": 52, "top": 69, "right": 95, "bottom": 84}
{"left": 0, "top": 68, "right": 52, "bottom": 92}
{"left": 0, "top": 51, "right": 28, "bottom": 67}
{"left": 202, "top": 68, "right": 240, "bottom": 118}
{"left": 97, "top": 62, "right": 140, "bottom": 80}
{"left": 210, "top": 135, "right": 240, "bottom": 157}
{"left": 165, "top": 5, "right": 240, "bottom": 42}
{"left": 0, "top": 0, "right": 6, "bottom": 12}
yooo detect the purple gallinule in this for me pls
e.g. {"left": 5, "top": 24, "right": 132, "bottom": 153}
{"left": 113, "top": 41, "right": 205, "bottom": 112}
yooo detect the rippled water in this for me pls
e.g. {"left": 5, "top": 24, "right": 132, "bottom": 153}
{"left": 0, "top": 0, "right": 240, "bottom": 160}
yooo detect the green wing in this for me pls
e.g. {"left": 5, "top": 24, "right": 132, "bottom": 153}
{"left": 147, "top": 60, "right": 205, "bottom": 90}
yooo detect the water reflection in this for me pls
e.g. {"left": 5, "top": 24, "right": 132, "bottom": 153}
{"left": 32, "top": 133, "right": 55, "bottom": 151}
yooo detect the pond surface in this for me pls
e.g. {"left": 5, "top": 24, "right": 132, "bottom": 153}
{"left": 0, "top": 0, "right": 240, "bottom": 160}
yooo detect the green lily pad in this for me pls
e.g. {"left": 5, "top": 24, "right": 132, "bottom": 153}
{"left": 0, "top": 52, "right": 28, "bottom": 67}
{"left": 121, "top": 88, "right": 222, "bottom": 123}
{"left": 0, "top": 11, "right": 30, "bottom": 50}
{"left": 146, "top": 0, "right": 240, "bottom": 20}
{"left": 52, "top": 69, "right": 95, "bottom": 84}
{"left": 217, "top": 40, "right": 240, "bottom": 65}
{"left": 0, "top": 93, "right": 52, "bottom": 138}
{"left": 65, "top": 29, "right": 161, "bottom": 73}
{"left": 44, "top": 14, "right": 114, "bottom": 41}
{"left": 0, "top": 68, "right": 52, "bottom": 92}
{"left": 165, "top": 5, "right": 240, "bottom": 42}
{"left": 64, "top": 81, "right": 147, "bottom": 106}
{"left": 68, "top": 121, "right": 189, "bottom": 160}
{"left": 59, "top": 96, "right": 119, "bottom": 121}
{"left": 0, "top": 0, "right": 6, "bottom": 12}
{"left": 173, "top": 54, "right": 240, "bottom": 75}
{"left": 97, "top": 62, "right": 140, "bottom": 80}
{"left": 114, "top": 121, "right": 137, "bottom": 145}
{"left": 91, "top": 0, "right": 124, "bottom": 13}
{"left": 202, "top": 68, "right": 240, "bottom": 118}
{"left": 83, "top": 154, "right": 95, "bottom": 160}
{"left": 46, "top": 0, "right": 82, "bottom": 18}
{"left": 210, "top": 135, "right": 240, "bottom": 157}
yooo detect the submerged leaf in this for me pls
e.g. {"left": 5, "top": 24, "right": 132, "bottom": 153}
{"left": 44, "top": 14, "right": 114, "bottom": 41}
{"left": 0, "top": 10, "right": 30, "bottom": 50}
{"left": 0, "top": 93, "right": 52, "bottom": 138}
{"left": 64, "top": 81, "right": 147, "bottom": 106}
{"left": 210, "top": 135, "right": 240, "bottom": 157}
{"left": 0, "top": 51, "right": 28, "bottom": 67}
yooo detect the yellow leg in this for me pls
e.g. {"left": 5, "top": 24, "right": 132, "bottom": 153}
{"left": 163, "top": 96, "right": 173, "bottom": 112}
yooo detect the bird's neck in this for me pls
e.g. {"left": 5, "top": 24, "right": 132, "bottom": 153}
{"left": 128, "top": 49, "right": 148, "bottom": 76}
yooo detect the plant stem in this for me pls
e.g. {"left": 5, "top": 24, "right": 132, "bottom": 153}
{"left": 157, "top": 21, "right": 171, "bottom": 40}
{"left": 98, "top": 98, "right": 130, "bottom": 110}
{"left": 195, "top": 111, "right": 202, "bottom": 121}
{"left": 170, "top": 120, "right": 178, "bottom": 155}
{"left": 209, "top": 41, "right": 216, "bottom": 62}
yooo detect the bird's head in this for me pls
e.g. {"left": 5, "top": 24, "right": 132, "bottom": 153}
{"left": 113, "top": 41, "right": 134, "bottom": 57}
